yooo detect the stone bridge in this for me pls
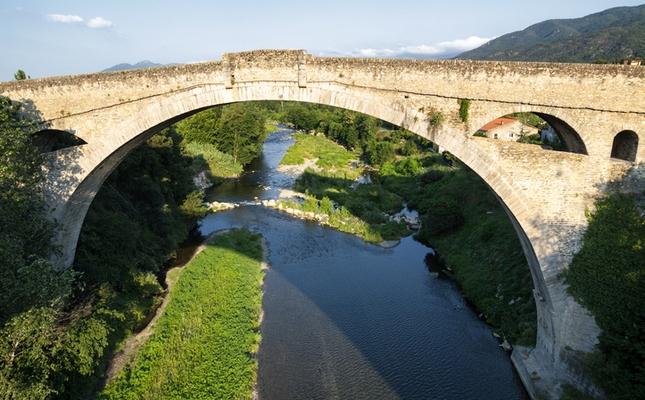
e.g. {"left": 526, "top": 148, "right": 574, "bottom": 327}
{"left": 1, "top": 50, "right": 644, "bottom": 399}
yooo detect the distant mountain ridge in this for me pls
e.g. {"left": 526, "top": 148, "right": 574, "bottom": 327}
{"left": 456, "top": 5, "right": 645, "bottom": 62}
{"left": 102, "top": 60, "right": 180, "bottom": 72}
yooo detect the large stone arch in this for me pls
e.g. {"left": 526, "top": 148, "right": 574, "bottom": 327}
{"left": 48, "top": 80, "right": 563, "bottom": 382}
{"left": 49, "top": 82, "right": 542, "bottom": 288}
{"left": 6, "top": 50, "right": 645, "bottom": 398}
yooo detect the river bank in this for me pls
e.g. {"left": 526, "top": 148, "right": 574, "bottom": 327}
{"left": 98, "top": 229, "right": 265, "bottom": 399}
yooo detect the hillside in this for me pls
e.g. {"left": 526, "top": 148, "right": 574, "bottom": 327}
{"left": 102, "top": 60, "right": 179, "bottom": 72}
{"left": 456, "top": 5, "right": 645, "bottom": 62}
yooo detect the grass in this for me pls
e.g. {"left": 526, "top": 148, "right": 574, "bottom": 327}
{"left": 280, "top": 133, "right": 358, "bottom": 170}
{"left": 99, "top": 229, "right": 264, "bottom": 399}
{"left": 183, "top": 141, "right": 243, "bottom": 180}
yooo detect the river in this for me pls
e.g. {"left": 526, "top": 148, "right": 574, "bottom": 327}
{"left": 195, "top": 127, "right": 528, "bottom": 399}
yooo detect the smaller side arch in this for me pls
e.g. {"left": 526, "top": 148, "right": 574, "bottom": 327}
{"left": 533, "top": 113, "right": 588, "bottom": 155}
{"left": 610, "top": 130, "right": 639, "bottom": 162}
{"left": 33, "top": 129, "right": 87, "bottom": 153}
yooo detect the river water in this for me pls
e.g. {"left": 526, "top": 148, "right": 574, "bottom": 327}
{"left": 196, "top": 127, "right": 528, "bottom": 399}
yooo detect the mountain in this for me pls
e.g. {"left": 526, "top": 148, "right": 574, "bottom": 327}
{"left": 102, "top": 60, "right": 179, "bottom": 72}
{"left": 455, "top": 5, "right": 645, "bottom": 62}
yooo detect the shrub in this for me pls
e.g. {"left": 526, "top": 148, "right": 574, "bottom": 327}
{"left": 427, "top": 109, "right": 445, "bottom": 128}
{"left": 459, "top": 99, "right": 470, "bottom": 123}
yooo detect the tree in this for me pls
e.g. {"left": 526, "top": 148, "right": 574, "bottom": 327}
{"left": 369, "top": 141, "right": 395, "bottom": 167}
{"left": 175, "top": 107, "right": 221, "bottom": 144}
{"left": 353, "top": 113, "right": 379, "bottom": 149}
{"left": 13, "top": 70, "right": 29, "bottom": 80}
{"left": 216, "top": 103, "right": 268, "bottom": 165}
{"left": 0, "top": 97, "right": 73, "bottom": 322}
{"left": 0, "top": 97, "right": 92, "bottom": 398}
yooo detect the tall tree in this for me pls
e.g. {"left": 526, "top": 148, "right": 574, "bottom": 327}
{"left": 175, "top": 107, "right": 221, "bottom": 144}
{"left": 216, "top": 103, "right": 268, "bottom": 165}
{"left": 13, "top": 70, "right": 29, "bottom": 80}
{"left": 0, "top": 97, "right": 72, "bottom": 322}
{"left": 0, "top": 97, "right": 92, "bottom": 399}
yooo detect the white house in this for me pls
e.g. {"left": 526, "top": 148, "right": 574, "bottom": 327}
{"left": 477, "top": 117, "right": 539, "bottom": 141}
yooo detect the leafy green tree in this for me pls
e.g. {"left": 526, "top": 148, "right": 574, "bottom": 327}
{"left": 395, "top": 157, "right": 421, "bottom": 175}
{"left": 0, "top": 97, "right": 73, "bottom": 323}
{"left": 401, "top": 140, "right": 419, "bottom": 156}
{"left": 216, "top": 103, "right": 268, "bottom": 165}
{"left": 369, "top": 141, "right": 395, "bottom": 167}
{"left": 419, "top": 195, "right": 464, "bottom": 235}
{"left": 13, "top": 70, "right": 29, "bottom": 80}
{"left": 353, "top": 113, "right": 378, "bottom": 147}
{"left": 0, "top": 97, "right": 106, "bottom": 399}
{"left": 175, "top": 107, "right": 221, "bottom": 144}
{"left": 286, "top": 104, "right": 319, "bottom": 131}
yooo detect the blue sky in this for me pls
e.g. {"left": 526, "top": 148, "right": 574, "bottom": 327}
{"left": 2, "top": 1, "right": 644, "bottom": 80}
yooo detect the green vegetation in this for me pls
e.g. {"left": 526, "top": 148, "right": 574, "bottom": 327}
{"left": 458, "top": 99, "right": 470, "bottom": 123}
{"left": 272, "top": 102, "right": 535, "bottom": 345}
{"left": 183, "top": 141, "right": 243, "bottom": 183}
{"left": 380, "top": 155, "right": 537, "bottom": 345}
{"left": 15, "top": 94, "right": 640, "bottom": 397}
{"left": 278, "top": 132, "right": 408, "bottom": 242}
{"left": 100, "top": 229, "right": 264, "bottom": 399}
{"left": 427, "top": 108, "right": 445, "bottom": 128}
{"left": 0, "top": 95, "right": 270, "bottom": 398}
{"left": 506, "top": 112, "right": 546, "bottom": 130}
{"left": 561, "top": 384, "right": 594, "bottom": 400}
{"left": 281, "top": 133, "right": 358, "bottom": 171}
{"left": 455, "top": 5, "right": 645, "bottom": 62}
{"left": 13, "top": 70, "right": 29, "bottom": 80}
{"left": 563, "top": 194, "right": 645, "bottom": 399}
{"left": 0, "top": 97, "right": 99, "bottom": 400}
{"left": 176, "top": 102, "right": 268, "bottom": 166}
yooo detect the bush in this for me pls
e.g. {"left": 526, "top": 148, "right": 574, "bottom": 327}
{"left": 420, "top": 195, "right": 464, "bottom": 235}
{"left": 459, "top": 99, "right": 470, "bottom": 123}
{"left": 369, "top": 141, "right": 395, "bottom": 167}
{"left": 401, "top": 140, "right": 418, "bottom": 156}
{"left": 320, "top": 196, "right": 334, "bottom": 214}
{"left": 395, "top": 157, "right": 422, "bottom": 176}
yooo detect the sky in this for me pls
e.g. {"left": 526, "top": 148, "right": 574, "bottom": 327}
{"left": 2, "top": 0, "right": 644, "bottom": 81}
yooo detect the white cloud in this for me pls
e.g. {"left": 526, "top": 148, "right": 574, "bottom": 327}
{"left": 326, "top": 36, "right": 495, "bottom": 59}
{"left": 46, "top": 14, "right": 84, "bottom": 24}
{"left": 87, "top": 17, "right": 113, "bottom": 28}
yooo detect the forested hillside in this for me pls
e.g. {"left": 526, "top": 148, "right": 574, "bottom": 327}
{"left": 456, "top": 5, "right": 645, "bottom": 62}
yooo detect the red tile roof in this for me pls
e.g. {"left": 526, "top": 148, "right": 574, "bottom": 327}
{"left": 479, "top": 117, "right": 519, "bottom": 132}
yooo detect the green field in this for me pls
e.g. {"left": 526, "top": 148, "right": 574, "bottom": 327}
{"left": 100, "top": 229, "right": 264, "bottom": 399}
{"left": 280, "top": 133, "right": 359, "bottom": 171}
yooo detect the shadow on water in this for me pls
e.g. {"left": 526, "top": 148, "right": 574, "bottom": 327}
{"left": 197, "top": 127, "right": 528, "bottom": 399}
{"left": 200, "top": 208, "right": 527, "bottom": 400}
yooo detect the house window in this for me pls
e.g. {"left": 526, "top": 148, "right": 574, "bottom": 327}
{"left": 611, "top": 130, "right": 638, "bottom": 162}
{"left": 508, "top": 133, "right": 514, "bottom": 138}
